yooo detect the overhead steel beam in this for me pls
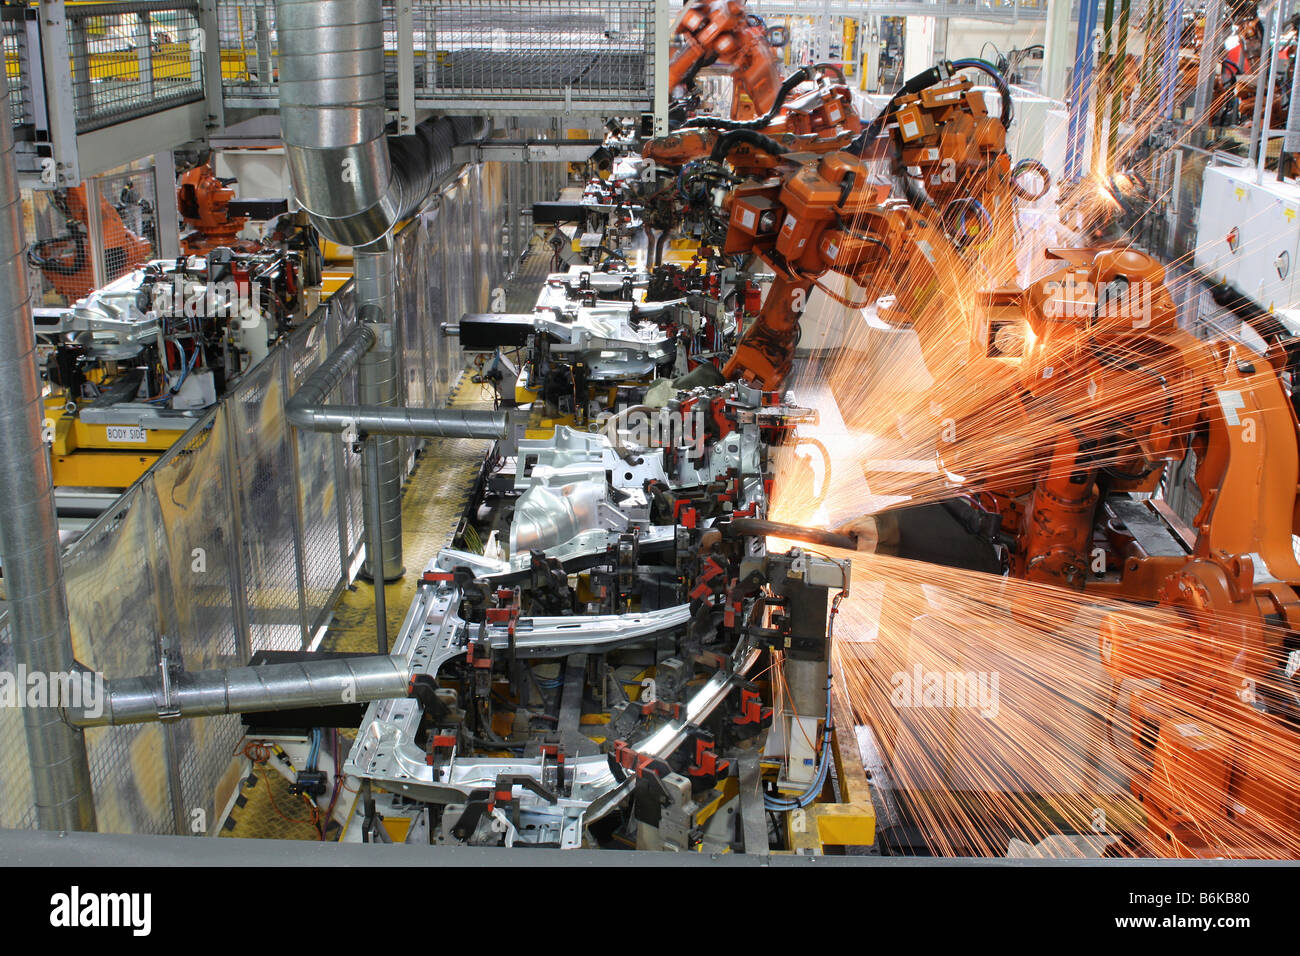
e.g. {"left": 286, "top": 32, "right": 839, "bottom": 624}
{"left": 457, "top": 140, "right": 604, "bottom": 163}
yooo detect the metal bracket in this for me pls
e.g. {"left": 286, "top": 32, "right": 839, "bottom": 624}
{"left": 37, "top": 0, "right": 79, "bottom": 186}
{"left": 396, "top": 0, "right": 415, "bottom": 134}
{"left": 157, "top": 635, "right": 182, "bottom": 721}
{"left": 458, "top": 141, "right": 604, "bottom": 164}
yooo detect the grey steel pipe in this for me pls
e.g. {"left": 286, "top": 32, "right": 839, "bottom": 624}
{"left": 355, "top": 246, "right": 404, "bottom": 582}
{"left": 68, "top": 655, "right": 411, "bottom": 728}
{"left": 363, "top": 436, "right": 389, "bottom": 653}
{"left": 284, "top": 325, "right": 510, "bottom": 440}
{"left": 276, "top": 0, "right": 489, "bottom": 587}
{"left": 0, "top": 78, "right": 97, "bottom": 829}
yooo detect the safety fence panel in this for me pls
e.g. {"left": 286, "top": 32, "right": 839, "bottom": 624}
{"left": 288, "top": 321, "right": 349, "bottom": 636}
{"left": 0, "top": 611, "right": 37, "bottom": 830}
{"left": 25, "top": 164, "right": 161, "bottom": 305}
{"left": 0, "top": 158, "right": 551, "bottom": 833}
{"left": 227, "top": 352, "right": 308, "bottom": 653}
{"left": 406, "top": 0, "right": 656, "bottom": 108}
{"left": 331, "top": 286, "right": 369, "bottom": 566}
{"left": 217, "top": 0, "right": 660, "bottom": 114}
{"left": 68, "top": 1, "right": 207, "bottom": 134}
{"left": 64, "top": 481, "right": 176, "bottom": 833}
{"left": 150, "top": 414, "right": 246, "bottom": 835}
{"left": 3, "top": 6, "right": 33, "bottom": 132}
{"left": 214, "top": 0, "right": 278, "bottom": 103}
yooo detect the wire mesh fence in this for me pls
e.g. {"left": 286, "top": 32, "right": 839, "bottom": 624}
{"left": 68, "top": 1, "right": 206, "bottom": 134}
{"left": 405, "top": 0, "right": 655, "bottom": 104}
{"left": 0, "top": 156, "right": 564, "bottom": 834}
{"left": 25, "top": 165, "right": 159, "bottom": 306}
{"left": 214, "top": 0, "right": 277, "bottom": 101}
{"left": 217, "top": 0, "right": 659, "bottom": 112}
{"left": 3, "top": 5, "right": 32, "bottom": 132}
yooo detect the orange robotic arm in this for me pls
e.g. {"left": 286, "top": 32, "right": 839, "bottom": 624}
{"left": 718, "top": 151, "right": 967, "bottom": 391}
{"left": 670, "top": 1, "right": 783, "bottom": 120}
{"left": 178, "top": 162, "right": 252, "bottom": 255}
{"left": 28, "top": 185, "right": 152, "bottom": 301}
{"left": 943, "top": 245, "right": 1300, "bottom": 857}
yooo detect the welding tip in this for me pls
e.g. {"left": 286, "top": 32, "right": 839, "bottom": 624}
{"left": 725, "top": 517, "right": 861, "bottom": 551}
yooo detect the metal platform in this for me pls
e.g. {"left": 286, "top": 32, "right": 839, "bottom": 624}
{"left": 218, "top": 0, "right": 669, "bottom": 119}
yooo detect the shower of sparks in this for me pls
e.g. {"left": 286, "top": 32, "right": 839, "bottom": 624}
{"left": 751, "top": 30, "right": 1300, "bottom": 858}
{"left": 777, "top": 544, "right": 1300, "bottom": 859}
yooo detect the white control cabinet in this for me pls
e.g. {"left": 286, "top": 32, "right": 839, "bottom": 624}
{"left": 1194, "top": 165, "right": 1300, "bottom": 312}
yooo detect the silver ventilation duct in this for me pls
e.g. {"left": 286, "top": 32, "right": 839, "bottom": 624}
{"left": 0, "top": 77, "right": 97, "bottom": 830}
{"left": 275, "top": 0, "right": 488, "bottom": 246}
{"left": 284, "top": 325, "right": 510, "bottom": 440}
{"left": 276, "top": 0, "right": 489, "bottom": 585}
{"left": 67, "top": 655, "right": 412, "bottom": 728}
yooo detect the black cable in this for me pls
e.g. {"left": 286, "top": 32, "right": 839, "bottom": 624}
{"left": 1089, "top": 339, "right": 1175, "bottom": 426}
{"left": 949, "top": 58, "right": 1013, "bottom": 129}
{"left": 678, "top": 50, "right": 719, "bottom": 92}
{"left": 849, "top": 60, "right": 961, "bottom": 156}
{"left": 709, "top": 128, "right": 790, "bottom": 162}
{"left": 688, "top": 67, "right": 811, "bottom": 131}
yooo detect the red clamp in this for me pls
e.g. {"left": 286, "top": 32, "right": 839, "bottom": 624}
{"left": 732, "top": 687, "right": 772, "bottom": 728}
{"left": 425, "top": 733, "right": 457, "bottom": 766}
{"left": 688, "top": 735, "right": 730, "bottom": 784}
{"left": 638, "top": 699, "right": 684, "bottom": 721}
{"left": 610, "top": 740, "right": 671, "bottom": 779}
{"left": 466, "top": 636, "right": 493, "bottom": 669}
{"left": 689, "top": 556, "right": 727, "bottom": 600}
{"left": 723, "top": 598, "right": 744, "bottom": 629}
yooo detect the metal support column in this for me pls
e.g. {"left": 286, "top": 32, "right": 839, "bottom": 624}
{"left": 1066, "top": 0, "right": 1101, "bottom": 181}
{"left": 38, "top": 0, "right": 79, "bottom": 186}
{"left": 0, "top": 73, "right": 97, "bottom": 831}
{"left": 1257, "top": 4, "right": 1285, "bottom": 183}
{"left": 1283, "top": 2, "right": 1300, "bottom": 174}
{"left": 1091, "top": 0, "right": 1115, "bottom": 176}
{"left": 198, "top": 0, "right": 226, "bottom": 133}
{"left": 1248, "top": 5, "right": 1277, "bottom": 170}
{"left": 653, "top": 0, "right": 671, "bottom": 136}
{"left": 362, "top": 437, "right": 389, "bottom": 654}
{"left": 1042, "top": 0, "right": 1073, "bottom": 100}
{"left": 1158, "top": 0, "right": 1187, "bottom": 119}
{"left": 83, "top": 175, "right": 106, "bottom": 289}
{"left": 153, "top": 152, "right": 181, "bottom": 258}
{"left": 354, "top": 245, "right": 406, "bottom": 584}
{"left": 1193, "top": 0, "right": 1225, "bottom": 143}
{"left": 397, "top": 1, "right": 415, "bottom": 135}
{"left": 1107, "top": 0, "right": 1131, "bottom": 169}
